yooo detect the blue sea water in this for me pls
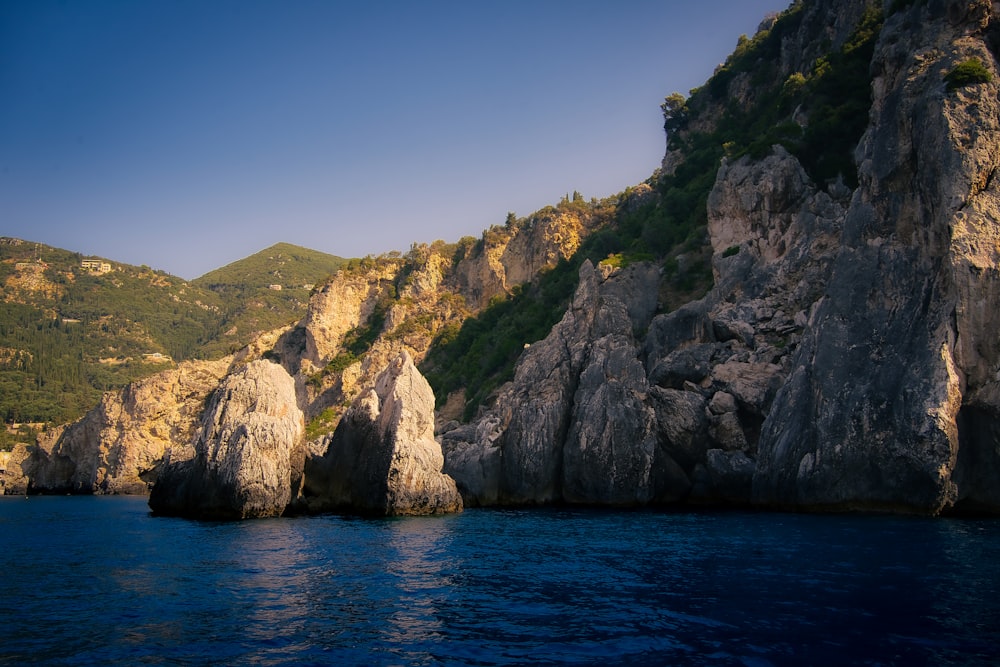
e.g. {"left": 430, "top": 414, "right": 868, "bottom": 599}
{"left": 1, "top": 497, "right": 998, "bottom": 666}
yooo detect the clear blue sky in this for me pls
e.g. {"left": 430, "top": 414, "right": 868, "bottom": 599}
{"left": 1, "top": 0, "right": 784, "bottom": 279}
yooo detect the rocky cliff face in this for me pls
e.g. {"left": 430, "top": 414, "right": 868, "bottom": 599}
{"left": 19, "top": 0, "right": 1000, "bottom": 517}
{"left": 441, "top": 260, "right": 662, "bottom": 506}
{"left": 149, "top": 359, "right": 305, "bottom": 519}
{"left": 27, "top": 358, "right": 231, "bottom": 494}
{"left": 754, "top": 0, "right": 1000, "bottom": 513}
{"left": 302, "top": 351, "right": 462, "bottom": 516}
{"left": 445, "top": 0, "right": 1000, "bottom": 515}
{"left": 0, "top": 444, "right": 32, "bottom": 495}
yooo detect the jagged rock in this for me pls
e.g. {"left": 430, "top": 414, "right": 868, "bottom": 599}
{"left": 649, "top": 387, "right": 710, "bottom": 470}
{"left": 451, "top": 260, "right": 665, "bottom": 506}
{"left": 709, "top": 412, "right": 748, "bottom": 452}
{"left": 709, "top": 391, "right": 738, "bottom": 415}
{"left": 28, "top": 359, "right": 231, "bottom": 495}
{"left": 0, "top": 444, "right": 32, "bottom": 495}
{"left": 299, "top": 264, "right": 399, "bottom": 372}
{"left": 754, "top": 0, "right": 1000, "bottom": 514}
{"left": 705, "top": 450, "right": 755, "bottom": 504}
{"left": 711, "top": 361, "right": 783, "bottom": 416}
{"left": 563, "top": 331, "right": 657, "bottom": 505}
{"left": 303, "top": 352, "right": 462, "bottom": 516}
{"left": 149, "top": 360, "right": 305, "bottom": 519}
{"left": 649, "top": 344, "right": 715, "bottom": 389}
{"left": 441, "top": 416, "right": 503, "bottom": 506}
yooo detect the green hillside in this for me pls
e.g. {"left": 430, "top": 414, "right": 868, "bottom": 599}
{"left": 191, "top": 243, "right": 346, "bottom": 358}
{"left": 420, "top": 2, "right": 882, "bottom": 419}
{"left": 0, "top": 238, "right": 225, "bottom": 424}
{"left": 0, "top": 239, "right": 346, "bottom": 428}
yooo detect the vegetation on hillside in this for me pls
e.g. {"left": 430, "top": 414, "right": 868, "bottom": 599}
{"left": 419, "top": 3, "right": 884, "bottom": 419}
{"left": 192, "top": 242, "right": 346, "bottom": 358}
{"left": 0, "top": 240, "right": 222, "bottom": 424}
{"left": 0, "top": 239, "right": 344, "bottom": 426}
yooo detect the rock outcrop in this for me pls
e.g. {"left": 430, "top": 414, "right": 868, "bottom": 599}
{"left": 753, "top": 0, "right": 1000, "bottom": 513}
{"left": 302, "top": 351, "right": 462, "bottom": 516}
{"left": 149, "top": 360, "right": 305, "bottom": 519}
{"left": 446, "top": 0, "right": 1000, "bottom": 515}
{"left": 15, "top": 0, "right": 1000, "bottom": 518}
{"left": 442, "top": 260, "right": 662, "bottom": 506}
{"left": 0, "top": 444, "right": 32, "bottom": 495}
{"left": 28, "top": 359, "right": 231, "bottom": 495}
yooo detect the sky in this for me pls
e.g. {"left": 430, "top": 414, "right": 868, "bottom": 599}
{"left": 1, "top": 0, "right": 785, "bottom": 280}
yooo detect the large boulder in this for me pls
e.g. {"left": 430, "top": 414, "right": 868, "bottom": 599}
{"left": 149, "top": 360, "right": 305, "bottom": 519}
{"left": 303, "top": 352, "right": 462, "bottom": 516}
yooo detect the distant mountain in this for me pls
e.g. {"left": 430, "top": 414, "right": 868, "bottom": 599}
{"left": 0, "top": 239, "right": 347, "bottom": 426}
{"left": 193, "top": 242, "right": 346, "bottom": 288}
{"left": 191, "top": 243, "right": 346, "bottom": 358}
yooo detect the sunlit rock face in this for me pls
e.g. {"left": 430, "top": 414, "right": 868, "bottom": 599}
{"left": 447, "top": 0, "right": 1000, "bottom": 515}
{"left": 149, "top": 360, "right": 305, "bottom": 519}
{"left": 302, "top": 352, "right": 462, "bottom": 516}
{"left": 28, "top": 359, "right": 231, "bottom": 495}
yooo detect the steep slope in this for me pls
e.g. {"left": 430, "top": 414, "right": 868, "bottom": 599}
{"left": 15, "top": 0, "right": 1000, "bottom": 518}
{"left": 192, "top": 242, "right": 346, "bottom": 358}
{"left": 444, "top": 0, "right": 1000, "bottom": 515}
{"left": 0, "top": 238, "right": 225, "bottom": 424}
{"left": 0, "top": 239, "right": 344, "bottom": 428}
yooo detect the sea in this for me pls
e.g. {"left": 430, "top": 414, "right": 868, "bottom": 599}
{"left": 1, "top": 496, "right": 998, "bottom": 666}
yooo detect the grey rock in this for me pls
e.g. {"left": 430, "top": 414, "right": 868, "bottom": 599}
{"left": 304, "top": 352, "right": 462, "bottom": 516}
{"left": 149, "top": 360, "right": 305, "bottom": 519}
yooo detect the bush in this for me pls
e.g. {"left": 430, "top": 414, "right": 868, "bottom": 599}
{"left": 945, "top": 59, "right": 993, "bottom": 91}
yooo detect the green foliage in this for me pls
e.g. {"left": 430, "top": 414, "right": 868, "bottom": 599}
{"left": 0, "top": 238, "right": 346, "bottom": 424}
{"left": 419, "top": 3, "right": 887, "bottom": 422}
{"left": 722, "top": 245, "right": 740, "bottom": 258}
{"left": 192, "top": 242, "right": 346, "bottom": 359}
{"left": 795, "top": 6, "right": 883, "bottom": 187}
{"left": 693, "top": 3, "right": 882, "bottom": 189}
{"left": 305, "top": 407, "right": 340, "bottom": 440}
{"left": 421, "top": 204, "right": 621, "bottom": 419}
{"left": 945, "top": 59, "right": 993, "bottom": 91}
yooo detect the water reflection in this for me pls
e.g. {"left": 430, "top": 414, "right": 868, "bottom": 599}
{"left": 2, "top": 498, "right": 999, "bottom": 665}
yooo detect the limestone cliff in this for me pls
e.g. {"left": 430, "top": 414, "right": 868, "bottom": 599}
{"left": 754, "top": 0, "right": 1000, "bottom": 513}
{"left": 441, "top": 260, "right": 662, "bottom": 506}
{"left": 0, "top": 444, "right": 32, "bottom": 495}
{"left": 149, "top": 360, "right": 305, "bottom": 519}
{"left": 27, "top": 358, "right": 231, "bottom": 494}
{"left": 18, "top": 0, "right": 1000, "bottom": 518}
{"left": 445, "top": 0, "right": 1000, "bottom": 515}
{"left": 301, "top": 351, "right": 462, "bottom": 516}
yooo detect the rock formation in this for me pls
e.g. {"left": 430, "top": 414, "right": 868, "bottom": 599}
{"left": 302, "top": 351, "right": 462, "bottom": 516}
{"left": 14, "top": 0, "right": 1000, "bottom": 518}
{"left": 442, "top": 260, "right": 663, "bottom": 506}
{"left": 28, "top": 359, "right": 231, "bottom": 494}
{"left": 753, "top": 0, "right": 1000, "bottom": 513}
{"left": 149, "top": 360, "right": 305, "bottom": 519}
{"left": 445, "top": 0, "right": 1000, "bottom": 515}
{"left": 0, "top": 444, "right": 32, "bottom": 495}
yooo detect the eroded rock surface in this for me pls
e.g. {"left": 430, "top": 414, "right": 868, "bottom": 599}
{"left": 149, "top": 360, "right": 304, "bottom": 519}
{"left": 303, "top": 352, "right": 462, "bottom": 516}
{"left": 29, "top": 359, "right": 231, "bottom": 495}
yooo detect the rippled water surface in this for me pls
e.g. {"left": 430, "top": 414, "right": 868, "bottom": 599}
{"left": 2, "top": 496, "right": 999, "bottom": 665}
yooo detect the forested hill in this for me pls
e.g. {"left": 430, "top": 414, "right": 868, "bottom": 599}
{"left": 192, "top": 243, "right": 346, "bottom": 358}
{"left": 0, "top": 238, "right": 342, "bottom": 427}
